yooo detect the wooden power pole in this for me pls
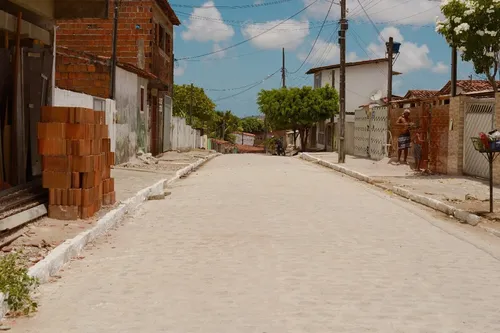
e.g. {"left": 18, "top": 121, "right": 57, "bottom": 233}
{"left": 282, "top": 48, "right": 286, "bottom": 88}
{"left": 451, "top": 46, "right": 457, "bottom": 96}
{"left": 338, "top": 0, "right": 347, "bottom": 163}
{"left": 386, "top": 37, "right": 394, "bottom": 103}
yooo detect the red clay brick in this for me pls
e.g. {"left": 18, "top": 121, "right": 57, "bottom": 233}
{"left": 70, "top": 188, "right": 82, "bottom": 206}
{"left": 38, "top": 139, "right": 68, "bottom": 156}
{"left": 105, "top": 152, "right": 115, "bottom": 166}
{"left": 82, "top": 171, "right": 102, "bottom": 189}
{"left": 102, "top": 138, "right": 111, "bottom": 152}
{"left": 66, "top": 123, "right": 95, "bottom": 140}
{"left": 41, "top": 106, "right": 71, "bottom": 123}
{"left": 71, "top": 172, "right": 81, "bottom": 188}
{"left": 48, "top": 205, "right": 80, "bottom": 220}
{"left": 42, "top": 171, "right": 72, "bottom": 189}
{"left": 42, "top": 156, "right": 72, "bottom": 172}
{"left": 38, "top": 123, "right": 66, "bottom": 139}
{"left": 103, "top": 191, "right": 116, "bottom": 205}
{"left": 49, "top": 188, "right": 56, "bottom": 205}
{"left": 94, "top": 111, "right": 105, "bottom": 124}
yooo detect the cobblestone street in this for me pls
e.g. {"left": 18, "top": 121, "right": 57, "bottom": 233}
{"left": 14, "top": 154, "right": 500, "bottom": 332}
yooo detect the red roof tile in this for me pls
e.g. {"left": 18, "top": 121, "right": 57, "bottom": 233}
{"left": 438, "top": 80, "right": 500, "bottom": 95}
{"left": 404, "top": 90, "right": 438, "bottom": 99}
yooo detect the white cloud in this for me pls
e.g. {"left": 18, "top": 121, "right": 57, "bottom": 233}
{"left": 432, "top": 61, "right": 448, "bottom": 74}
{"left": 174, "top": 61, "right": 187, "bottom": 77}
{"left": 297, "top": 38, "right": 340, "bottom": 65}
{"left": 211, "top": 43, "right": 226, "bottom": 59}
{"left": 182, "top": 1, "right": 235, "bottom": 42}
{"left": 366, "top": 26, "right": 432, "bottom": 73}
{"left": 347, "top": 51, "right": 359, "bottom": 62}
{"left": 241, "top": 20, "right": 310, "bottom": 50}
{"left": 303, "top": 0, "right": 442, "bottom": 25}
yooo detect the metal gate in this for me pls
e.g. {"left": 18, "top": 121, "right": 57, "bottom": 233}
{"left": 354, "top": 106, "right": 388, "bottom": 160}
{"left": 463, "top": 99, "right": 495, "bottom": 178}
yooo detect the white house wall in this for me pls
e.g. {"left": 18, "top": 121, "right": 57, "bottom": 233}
{"left": 319, "top": 62, "right": 389, "bottom": 113}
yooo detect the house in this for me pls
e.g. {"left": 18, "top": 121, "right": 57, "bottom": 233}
{"left": 55, "top": 0, "right": 181, "bottom": 158}
{"left": 438, "top": 80, "right": 500, "bottom": 96}
{"left": 54, "top": 46, "right": 158, "bottom": 164}
{"left": 232, "top": 132, "right": 256, "bottom": 146}
{"left": 0, "top": 1, "right": 108, "bottom": 216}
{"left": 306, "top": 58, "right": 402, "bottom": 152}
{"left": 404, "top": 90, "right": 438, "bottom": 99}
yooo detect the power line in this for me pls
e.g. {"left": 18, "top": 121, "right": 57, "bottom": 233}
{"left": 214, "top": 68, "right": 281, "bottom": 102}
{"left": 170, "top": 0, "right": 294, "bottom": 10}
{"left": 288, "top": 0, "right": 336, "bottom": 74}
{"left": 355, "top": 0, "right": 384, "bottom": 41}
{"left": 175, "top": 0, "right": 321, "bottom": 60}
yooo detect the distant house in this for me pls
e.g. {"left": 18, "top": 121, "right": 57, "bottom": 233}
{"left": 232, "top": 132, "right": 256, "bottom": 146}
{"left": 306, "top": 58, "right": 402, "bottom": 152}
{"left": 438, "top": 80, "right": 500, "bottom": 95}
{"left": 404, "top": 90, "right": 438, "bottom": 99}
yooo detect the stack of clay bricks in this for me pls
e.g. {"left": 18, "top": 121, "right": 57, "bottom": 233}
{"left": 38, "top": 106, "right": 116, "bottom": 220}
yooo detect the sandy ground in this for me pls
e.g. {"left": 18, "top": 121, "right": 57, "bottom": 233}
{"left": 8, "top": 154, "right": 500, "bottom": 332}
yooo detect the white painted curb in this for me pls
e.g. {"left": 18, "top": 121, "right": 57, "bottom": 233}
{"left": 300, "top": 153, "right": 483, "bottom": 227}
{"left": 0, "top": 153, "right": 220, "bottom": 321}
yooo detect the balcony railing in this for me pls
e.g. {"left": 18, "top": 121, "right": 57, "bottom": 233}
{"left": 152, "top": 45, "right": 172, "bottom": 90}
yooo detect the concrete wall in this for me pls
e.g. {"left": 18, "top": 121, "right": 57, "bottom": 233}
{"left": 233, "top": 132, "right": 256, "bottom": 146}
{"left": 170, "top": 116, "right": 201, "bottom": 151}
{"left": 0, "top": 10, "right": 51, "bottom": 45}
{"left": 115, "top": 67, "right": 141, "bottom": 164}
{"left": 54, "top": 88, "right": 117, "bottom": 153}
{"left": 318, "top": 62, "right": 388, "bottom": 113}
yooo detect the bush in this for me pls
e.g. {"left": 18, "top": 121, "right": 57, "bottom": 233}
{"left": 0, "top": 253, "right": 39, "bottom": 315}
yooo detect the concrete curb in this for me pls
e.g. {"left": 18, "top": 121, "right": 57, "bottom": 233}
{"left": 0, "top": 153, "right": 220, "bottom": 321}
{"left": 300, "top": 153, "right": 483, "bottom": 227}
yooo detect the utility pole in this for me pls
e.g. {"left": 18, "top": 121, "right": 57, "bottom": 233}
{"left": 338, "top": 0, "right": 347, "bottom": 163}
{"left": 282, "top": 48, "right": 286, "bottom": 88}
{"left": 189, "top": 83, "right": 193, "bottom": 125}
{"left": 386, "top": 37, "right": 394, "bottom": 104}
{"left": 110, "top": 0, "right": 119, "bottom": 99}
{"left": 451, "top": 46, "right": 457, "bottom": 97}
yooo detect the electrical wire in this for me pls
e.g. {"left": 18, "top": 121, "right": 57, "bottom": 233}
{"left": 288, "top": 0, "right": 336, "bottom": 74}
{"left": 214, "top": 68, "right": 281, "bottom": 102}
{"left": 170, "top": 0, "right": 294, "bottom": 10}
{"left": 175, "top": 0, "right": 320, "bottom": 60}
{"left": 355, "top": 0, "right": 384, "bottom": 41}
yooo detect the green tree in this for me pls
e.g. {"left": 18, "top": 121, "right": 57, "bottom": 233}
{"left": 207, "top": 110, "right": 242, "bottom": 143}
{"left": 436, "top": 0, "right": 500, "bottom": 91}
{"left": 173, "top": 84, "right": 216, "bottom": 129}
{"left": 257, "top": 85, "right": 338, "bottom": 150}
{"left": 240, "top": 117, "right": 265, "bottom": 133}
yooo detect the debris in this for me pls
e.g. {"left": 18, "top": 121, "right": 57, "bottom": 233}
{"left": 1, "top": 246, "right": 13, "bottom": 253}
{"left": 0, "top": 324, "right": 11, "bottom": 331}
{"left": 0, "top": 234, "right": 23, "bottom": 250}
{"left": 465, "top": 194, "right": 478, "bottom": 201}
{"left": 148, "top": 194, "right": 165, "bottom": 201}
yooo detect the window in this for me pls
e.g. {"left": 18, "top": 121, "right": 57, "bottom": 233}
{"left": 331, "top": 70, "right": 335, "bottom": 88}
{"left": 314, "top": 72, "right": 321, "bottom": 88}
{"left": 159, "top": 25, "right": 165, "bottom": 51}
{"left": 165, "top": 33, "right": 171, "bottom": 54}
{"left": 93, "top": 98, "right": 105, "bottom": 111}
{"left": 140, "top": 87, "right": 145, "bottom": 112}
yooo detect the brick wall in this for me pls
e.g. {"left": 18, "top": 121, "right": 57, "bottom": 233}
{"left": 56, "top": 0, "right": 155, "bottom": 70}
{"left": 55, "top": 49, "right": 111, "bottom": 99}
{"left": 390, "top": 98, "right": 450, "bottom": 173}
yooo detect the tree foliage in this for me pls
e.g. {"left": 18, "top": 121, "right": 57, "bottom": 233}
{"left": 173, "top": 84, "right": 216, "bottom": 128}
{"left": 240, "top": 117, "right": 265, "bottom": 133}
{"left": 207, "top": 110, "right": 242, "bottom": 143}
{"left": 436, "top": 0, "right": 500, "bottom": 91}
{"left": 257, "top": 85, "right": 338, "bottom": 150}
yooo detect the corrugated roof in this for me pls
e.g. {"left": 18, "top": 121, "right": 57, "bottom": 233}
{"left": 306, "top": 58, "right": 400, "bottom": 75}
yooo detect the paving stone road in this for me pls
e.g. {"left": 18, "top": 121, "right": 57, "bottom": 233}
{"left": 13, "top": 154, "right": 500, "bottom": 332}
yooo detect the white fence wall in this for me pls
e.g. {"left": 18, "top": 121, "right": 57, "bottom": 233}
{"left": 233, "top": 132, "right": 255, "bottom": 146}
{"left": 353, "top": 106, "right": 388, "bottom": 161}
{"left": 170, "top": 116, "right": 203, "bottom": 151}
{"left": 54, "top": 88, "right": 117, "bottom": 153}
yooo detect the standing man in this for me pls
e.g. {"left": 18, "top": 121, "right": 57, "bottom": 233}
{"left": 396, "top": 109, "right": 412, "bottom": 164}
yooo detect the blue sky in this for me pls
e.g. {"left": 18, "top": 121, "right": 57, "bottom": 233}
{"left": 171, "top": 0, "right": 476, "bottom": 118}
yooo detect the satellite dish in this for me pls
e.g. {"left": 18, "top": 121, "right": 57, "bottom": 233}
{"left": 370, "top": 90, "right": 384, "bottom": 105}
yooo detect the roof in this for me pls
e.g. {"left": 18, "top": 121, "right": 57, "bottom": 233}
{"left": 438, "top": 80, "right": 500, "bottom": 95}
{"left": 404, "top": 90, "right": 438, "bottom": 99}
{"left": 156, "top": 0, "right": 181, "bottom": 25}
{"left": 306, "top": 58, "right": 401, "bottom": 75}
{"left": 116, "top": 62, "right": 157, "bottom": 80}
